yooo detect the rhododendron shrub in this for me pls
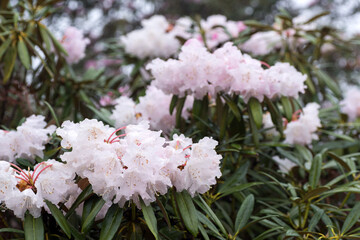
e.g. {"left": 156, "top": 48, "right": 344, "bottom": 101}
{"left": 1, "top": 1, "right": 360, "bottom": 240}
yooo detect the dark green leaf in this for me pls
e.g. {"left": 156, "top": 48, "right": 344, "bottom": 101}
{"left": 66, "top": 184, "right": 93, "bottom": 218}
{"left": 24, "top": 212, "right": 44, "bottom": 240}
{"left": 235, "top": 194, "right": 255, "bottom": 235}
{"left": 100, "top": 204, "right": 123, "bottom": 240}
{"left": 248, "top": 97, "right": 263, "bottom": 129}
{"left": 17, "top": 37, "right": 30, "bottom": 69}
{"left": 342, "top": 202, "right": 360, "bottom": 234}
{"left": 174, "top": 191, "right": 199, "bottom": 237}
{"left": 309, "top": 154, "right": 322, "bottom": 189}
{"left": 140, "top": 199, "right": 159, "bottom": 240}
{"left": 169, "top": 95, "right": 178, "bottom": 115}
{"left": 45, "top": 200, "right": 72, "bottom": 238}
{"left": 81, "top": 197, "right": 106, "bottom": 233}
{"left": 3, "top": 45, "right": 17, "bottom": 83}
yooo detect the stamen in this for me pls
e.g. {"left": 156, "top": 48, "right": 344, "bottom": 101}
{"left": 15, "top": 176, "right": 31, "bottom": 185}
{"left": 32, "top": 162, "right": 45, "bottom": 179}
{"left": 260, "top": 61, "right": 270, "bottom": 68}
{"left": 292, "top": 109, "right": 302, "bottom": 121}
{"left": 106, "top": 126, "right": 126, "bottom": 143}
{"left": 185, "top": 155, "right": 190, "bottom": 158}
{"left": 175, "top": 141, "right": 180, "bottom": 150}
{"left": 33, "top": 164, "right": 53, "bottom": 184}
{"left": 183, "top": 145, "right": 192, "bottom": 151}
{"left": 10, "top": 163, "right": 29, "bottom": 180}
{"left": 110, "top": 133, "right": 127, "bottom": 144}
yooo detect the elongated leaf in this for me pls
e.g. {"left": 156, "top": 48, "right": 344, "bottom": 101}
{"left": 100, "top": 204, "right": 123, "bottom": 240}
{"left": 175, "top": 191, "right": 199, "bottom": 237}
{"left": 169, "top": 95, "right": 178, "bottom": 115}
{"left": 175, "top": 96, "right": 186, "bottom": 128}
{"left": 248, "top": 97, "right": 263, "bottom": 129}
{"left": 3, "top": 45, "right": 17, "bottom": 83}
{"left": 223, "top": 95, "right": 241, "bottom": 121}
{"left": 66, "top": 184, "right": 93, "bottom": 218}
{"left": 81, "top": 197, "right": 106, "bottom": 233}
{"left": 197, "top": 212, "right": 223, "bottom": 239}
{"left": 218, "top": 182, "right": 263, "bottom": 198}
{"left": 302, "top": 187, "right": 330, "bottom": 201}
{"left": 17, "top": 36, "right": 30, "bottom": 69}
{"left": 281, "top": 97, "right": 293, "bottom": 121}
{"left": 196, "top": 196, "right": 227, "bottom": 237}
{"left": 309, "top": 154, "right": 322, "bottom": 189}
{"left": 342, "top": 202, "right": 360, "bottom": 234}
{"left": 140, "top": 199, "right": 159, "bottom": 240}
{"left": 0, "top": 228, "right": 24, "bottom": 234}
{"left": 43, "top": 24, "right": 68, "bottom": 55}
{"left": 320, "top": 129, "right": 356, "bottom": 143}
{"left": 313, "top": 68, "right": 341, "bottom": 98}
{"left": 308, "top": 209, "right": 324, "bottom": 232}
{"left": 45, "top": 200, "right": 71, "bottom": 238}
{"left": 304, "top": 11, "right": 330, "bottom": 24}
{"left": 0, "top": 38, "right": 11, "bottom": 59}
{"left": 44, "top": 100, "right": 60, "bottom": 127}
{"left": 328, "top": 152, "right": 351, "bottom": 172}
{"left": 24, "top": 212, "right": 44, "bottom": 240}
{"left": 39, "top": 23, "right": 52, "bottom": 51}
{"left": 198, "top": 224, "right": 210, "bottom": 240}
{"left": 235, "top": 194, "right": 255, "bottom": 235}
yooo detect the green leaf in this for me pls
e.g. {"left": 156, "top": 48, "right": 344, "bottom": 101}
{"left": 218, "top": 182, "right": 263, "bottom": 198}
{"left": 87, "top": 105, "right": 114, "bottom": 125}
{"left": 320, "top": 129, "right": 356, "bottom": 143}
{"left": 309, "top": 154, "right": 322, "bottom": 189}
{"left": 235, "top": 194, "right": 255, "bottom": 235}
{"left": 174, "top": 191, "right": 199, "bottom": 237}
{"left": 140, "top": 199, "right": 159, "bottom": 240}
{"left": 66, "top": 184, "right": 93, "bottom": 218}
{"left": 0, "top": 38, "right": 12, "bottom": 60}
{"left": 302, "top": 187, "right": 330, "bottom": 201}
{"left": 44, "top": 100, "right": 60, "bottom": 127}
{"left": 81, "top": 197, "right": 106, "bottom": 233}
{"left": 223, "top": 95, "right": 241, "bottom": 121}
{"left": 342, "top": 202, "right": 360, "bottom": 234}
{"left": 0, "top": 228, "right": 24, "bottom": 234}
{"left": 45, "top": 200, "right": 72, "bottom": 238}
{"left": 313, "top": 68, "right": 341, "bottom": 98}
{"left": 99, "top": 204, "right": 123, "bottom": 240}
{"left": 43, "top": 25, "right": 68, "bottom": 55}
{"left": 169, "top": 95, "right": 178, "bottom": 115}
{"left": 328, "top": 152, "right": 351, "bottom": 172}
{"left": 308, "top": 209, "right": 324, "bottom": 232}
{"left": 281, "top": 97, "right": 293, "bottom": 121}
{"left": 39, "top": 24, "right": 52, "bottom": 51}
{"left": 17, "top": 36, "right": 30, "bottom": 69}
{"left": 196, "top": 196, "right": 227, "bottom": 237}
{"left": 24, "top": 212, "right": 44, "bottom": 240}
{"left": 175, "top": 96, "right": 186, "bottom": 128}
{"left": 3, "top": 45, "right": 17, "bottom": 83}
{"left": 303, "top": 11, "right": 330, "bottom": 24}
{"left": 248, "top": 97, "right": 263, "bottom": 129}
{"left": 198, "top": 224, "right": 210, "bottom": 240}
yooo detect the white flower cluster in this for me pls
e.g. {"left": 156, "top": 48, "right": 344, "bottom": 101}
{"left": 147, "top": 39, "right": 306, "bottom": 102}
{"left": 121, "top": 15, "right": 180, "bottom": 59}
{"left": 172, "top": 15, "right": 246, "bottom": 49}
{"left": 56, "top": 119, "right": 222, "bottom": 207}
{"left": 0, "top": 115, "right": 56, "bottom": 163}
{"left": 284, "top": 103, "right": 321, "bottom": 145}
{"left": 241, "top": 14, "right": 317, "bottom": 56}
{"left": 110, "top": 85, "right": 193, "bottom": 132}
{"left": 0, "top": 160, "right": 77, "bottom": 219}
{"left": 61, "top": 27, "right": 90, "bottom": 64}
{"left": 340, "top": 87, "right": 360, "bottom": 121}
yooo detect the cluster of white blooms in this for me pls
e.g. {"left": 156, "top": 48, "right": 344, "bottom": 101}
{"left": 0, "top": 115, "right": 56, "bottom": 163}
{"left": 62, "top": 27, "right": 90, "bottom": 64}
{"left": 172, "top": 15, "right": 246, "bottom": 49}
{"left": 56, "top": 119, "right": 222, "bottom": 207}
{"left": 284, "top": 103, "right": 321, "bottom": 145}
{"left": 272, "top": 156, "right": 297, "bottom": 174}
{"left": 110, "top": 85, "right": 193, "bottom": 132}
{"left": 340, "top": 87, "right": 360, "bottom": 121}
{"left": 241, "top": 14, "right": 317, "bottom": 56}
{"left": 121, "top": 15, "right": 180, "bottom": 59}
{"left": 0, "top": 160, "right": 77, "bottom": 219}
{"left": 147, "top": 39, "right": 306, "bottom": 102}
